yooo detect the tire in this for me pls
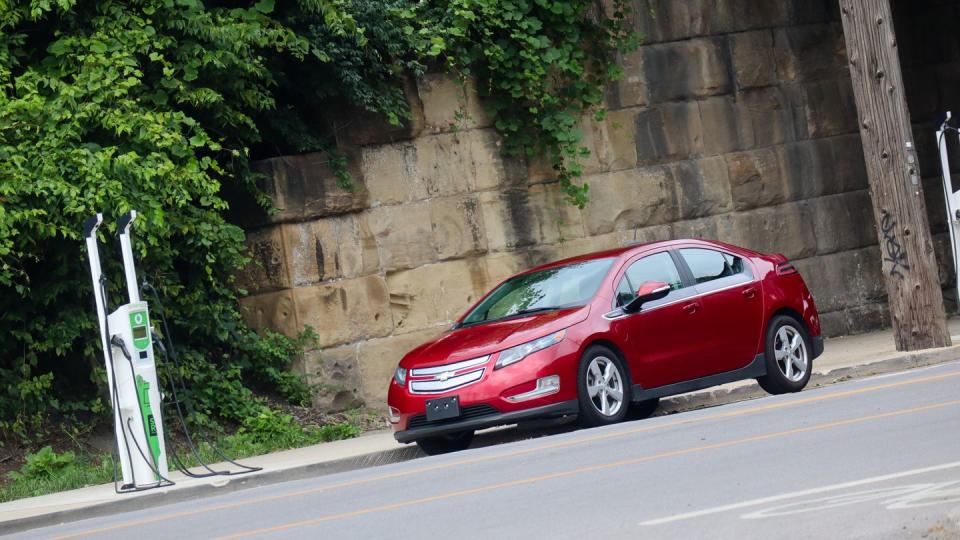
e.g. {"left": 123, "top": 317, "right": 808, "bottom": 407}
{"left": 415, "top": 430, "right": 474, "bottom": 455}
{"left": 629, "top": 398, "right": 659, "bottom": 420}
{"left": 577, "top": 345, "right": 631, "bottom": 427}
{"left": 757, "top": 315, "right": 812, "bottom": 395}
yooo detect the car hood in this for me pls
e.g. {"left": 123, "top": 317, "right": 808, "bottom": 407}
{"left": 399, "top": 306, "right": 589, "bottom": 369}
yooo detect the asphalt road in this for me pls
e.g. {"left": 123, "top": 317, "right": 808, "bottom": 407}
{"left": 13, "top": 361, "right": 960, "bottom": 540}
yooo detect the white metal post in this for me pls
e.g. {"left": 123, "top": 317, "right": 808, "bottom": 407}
{"left": 117, "top": 210, "right": 140, "bottom": 304}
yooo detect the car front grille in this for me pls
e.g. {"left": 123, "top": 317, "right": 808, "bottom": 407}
{"left": 408, "top": 404, "right": 500, "bottom": 429}
{"left": 408, "top": 355, "right": 489, "bottom": 394}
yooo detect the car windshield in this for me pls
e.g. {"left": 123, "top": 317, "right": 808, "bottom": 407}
{"left": 459, "top": 258, "right": 615, "bottom": 326}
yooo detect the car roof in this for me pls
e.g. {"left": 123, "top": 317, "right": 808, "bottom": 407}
{"left": 521, "top": 238, "right": 756, "bottom": 276}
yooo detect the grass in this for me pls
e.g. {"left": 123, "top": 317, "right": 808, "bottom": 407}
{"left": 0, "top": 416, "right": 362, "bottom": 504}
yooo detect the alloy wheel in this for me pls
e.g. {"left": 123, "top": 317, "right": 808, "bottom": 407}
{"left": 586, "top": 356, "right": 624, "bottom": 417}
{"left": 774, "top": 325, "right": 808, "bottom": 382}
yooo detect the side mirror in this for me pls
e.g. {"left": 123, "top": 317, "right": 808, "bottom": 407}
{"left": 622, "top": 281, "right": 671, "bottom": 314}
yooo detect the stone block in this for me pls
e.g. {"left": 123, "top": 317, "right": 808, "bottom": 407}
{"left": 581, "top": 167, "right": 677, "bottom": 236}
{"left": 367, "top": 202, "right": 437, "bottom": 271}
{"left": 808, "top": 191, "right": 876, "bottom": 255}
{"left": 673, "top": 202, "right": 817, "bottom": 260}
{"left": 250, "top": 151, "right": 369, "bottom": 225}
{"left": 608, "top": 50, "right": 647, "bottom": 109}
{"left": 774, "top": 24, "right": 846, "bottom": 83}
{"left": 818, "top": 302, "right": 889, "bottom": 338}
{"left": 303, "top": 345, "right": 363, "bottom": 411}
{"left": 525, "top": 183, "right": 587, "bottom": 245}
{"left": 698, "top": 96, "right": 749, "bottom": 156}
{"left": 792, "top": 246, "right": 886, "bottom": 314}
{"left": 477, "top": 190, "right": 536, "bottom": 252}
{"left": 335, "top": 76, "right": 425, "bottom": 146}
{"left": 635, "top": 101, "right": 704, "bottom": 165}
{"left": 293, "top": 275, "right": 393, "bottom": 348}
{"left": 736, "top": 87, "right": 797, "bottom": 148}
{"left": 237, "top": 227, "right": 290, "bottom": 294}
{"left": 725, "top": 147, "right": 786, "bottom": 211}
{"left": 604, "top": 108, "right": 641, "bottom": 170}
{"left": 357, "top": 326, "right": 447, "bottom": 405}
{"left": 729, "top": 30, "right": 777, "bottom": 89}
{"left": 775, "top": 139, "right": 833, "bottom": 202}
{"left": 282, "top": 215, "right": 378, "bottom": 286}
{"left": 361, "top": 142, "right": 422, "bottom": 206}
{"left": 386, "top": 259, "right": 491, "bottom": 334}
{"left": 483, "top": 252, "right": 530, "bottom": 287}
{"left": 430, "top": 195, "right": 488, "bottom": 260}
{"left": 416, "top": 132, "right": 481, "bottom": 197}
{"left": 467, "top": 130, "right": 518, "bottom": 192}
{"left": 418, "top": 73, "right": 491, "bottom": 133}
{"left": 800, "top": 77, "right": 859, "bottom": 138}
{"left": 668, "top": 157, "right": 734, "bottom": 219}
{"left": 643, "top": 38, "right": 732, "bottom": 103}
{"left": 239, "top": 290, "right": 299, "bottom": 337}
{"left": 830, "top": 135, "right": 869, "bottom": 194}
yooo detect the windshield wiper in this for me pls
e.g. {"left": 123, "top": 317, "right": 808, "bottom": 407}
{"left": 508, "top": 306, "right": 563, "bottom": 317}
{"left": 456, "top": 306, "right": 570, "bottom": 329}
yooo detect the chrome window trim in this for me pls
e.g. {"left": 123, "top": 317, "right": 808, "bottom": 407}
{"left": 410, "top": 355, "right": 490, "bottom": 376}
{"left": 602, "top": 279, "right": 759, "bottom": 320}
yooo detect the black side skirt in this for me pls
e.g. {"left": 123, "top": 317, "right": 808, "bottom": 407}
{"left": 632, "top": 353, "right": 767, "bottom": 402}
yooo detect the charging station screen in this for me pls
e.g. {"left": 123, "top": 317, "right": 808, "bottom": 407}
{"left": 132, "top": 326, "right": 148, "bottom": 340}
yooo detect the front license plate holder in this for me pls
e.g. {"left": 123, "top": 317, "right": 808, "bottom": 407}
{"left": 425, "top": 396, "right": 460, "bottom": 422}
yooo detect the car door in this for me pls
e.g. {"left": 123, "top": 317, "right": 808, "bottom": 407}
{"left": 606, "top": 250, "right": 707, "bottom": 389}
{"left": 677, "top": 247, "right": 764, "bottom": 375}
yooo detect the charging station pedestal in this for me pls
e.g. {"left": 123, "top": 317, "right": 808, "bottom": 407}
{"left": 84, "top": 210, "right": 169, "bottom": 490}
{"left": 936, "top": 113, "right": 960, "bottom": 308}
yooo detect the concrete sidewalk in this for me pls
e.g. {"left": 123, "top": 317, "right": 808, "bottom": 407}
{"left": 3, "top": 319, "right": 960, "bottom": 534}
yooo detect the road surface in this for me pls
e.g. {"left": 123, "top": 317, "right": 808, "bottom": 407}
{"left": 13, "top": 361, "right": 960, "bottom": 539}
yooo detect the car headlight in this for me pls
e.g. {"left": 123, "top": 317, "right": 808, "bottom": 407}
{"left": 495, "top": 330, "right": 566, "bottom": 370}
{"left": 394, "top": 367, "right": 407, "bottom": 386}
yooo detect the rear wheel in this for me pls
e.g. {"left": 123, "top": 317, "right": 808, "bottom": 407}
{"left": 577, "top": 345, "right": 631, "bottom": 427}
{"left": 757, "top": 315, "right": 812, "bottom": 395}
{"left": 415, "top": 431, "right": 474, "bottom": 455}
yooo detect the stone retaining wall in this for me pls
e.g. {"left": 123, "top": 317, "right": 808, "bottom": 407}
{"left": 236, "top": 0, "right": 960, "bottom": 410}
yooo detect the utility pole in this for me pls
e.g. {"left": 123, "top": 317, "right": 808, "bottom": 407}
{"left": 839, "top": 0, "right": 951, "bottom": 351}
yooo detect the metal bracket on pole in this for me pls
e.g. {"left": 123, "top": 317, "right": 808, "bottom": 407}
{"left": 936, "top": 111, "right": 960, "bottom": 309}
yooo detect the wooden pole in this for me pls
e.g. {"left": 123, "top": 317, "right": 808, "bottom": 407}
{"left": 838, "top": 0, "right": 951, "bottom": 351}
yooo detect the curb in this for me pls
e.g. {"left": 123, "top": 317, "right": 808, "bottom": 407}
{"left": 2, "top": 348, "right": 959, "bottom": 535}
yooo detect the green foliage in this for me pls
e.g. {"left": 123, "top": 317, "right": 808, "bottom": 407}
{"left": 0, "top": 0, "right": 634, "bottom": 447}
{"left": 1, "top": 449, "right": 113, "bottom": 502}
{"left": 416, "top": 0, "right": 639, "bottom": 207}
{"left": 7, "top": 445, "right": 76, "bottom": 481}
{"left": 217, "top": 407, "right": 360, "bottom": 454}
{"left": 0, "top": 0, "right": 330, "bottom": 441}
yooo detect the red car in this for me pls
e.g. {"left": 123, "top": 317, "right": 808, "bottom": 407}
{"left": 387, "top": 239, "right": 823, "bottom": 454}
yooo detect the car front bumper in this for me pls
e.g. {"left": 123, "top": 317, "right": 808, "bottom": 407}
{"left": 393, "top": 399, "right": 579, "bottom": 443}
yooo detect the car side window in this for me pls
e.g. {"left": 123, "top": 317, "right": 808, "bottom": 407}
{"left": 679, "top": 248, "right": 749, "bottom": 284}
{"left": 615, "top": 252, "right": 684, "bottom": 307}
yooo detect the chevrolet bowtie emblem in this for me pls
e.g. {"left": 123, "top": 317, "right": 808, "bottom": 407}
{"left": 438, "top": 371, "right": 453, "bottom": 382}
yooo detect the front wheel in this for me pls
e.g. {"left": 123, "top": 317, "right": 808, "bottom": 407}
{"left": 577, "top": 345, "right": 631, "bottom": 427}
{"left": 415, "top": 430, "right": 474, "bottom": 455}
{"left": 757, "top": 315, "right": 812, "bottom": 395}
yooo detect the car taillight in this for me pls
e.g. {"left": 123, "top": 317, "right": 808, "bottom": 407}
{"left": 776, "top": 262, "right": 798, "bottom": 276}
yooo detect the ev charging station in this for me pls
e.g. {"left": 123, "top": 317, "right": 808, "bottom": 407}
{"left": 84, "top": 210, "right": 169, "bottom": 490}
{"left": 936, "top": 113, "right": 960, "bottom": 306}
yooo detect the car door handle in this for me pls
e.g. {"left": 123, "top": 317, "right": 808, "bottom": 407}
{"left": 742, "top": 287, "right": 757, "bottom": 298}
{"left": 682, "top": 303, "right": 698, "bottom": 314}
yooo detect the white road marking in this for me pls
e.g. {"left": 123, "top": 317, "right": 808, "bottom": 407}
{"left": 639, "top": 460, "right": 960, "bottom": 526}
